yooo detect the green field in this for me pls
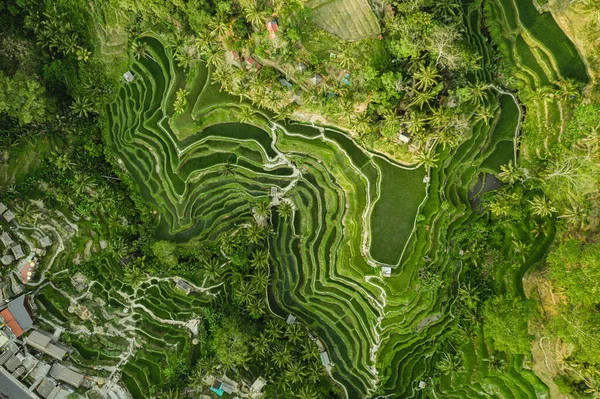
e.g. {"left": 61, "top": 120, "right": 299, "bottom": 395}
{"left": 307, "top": 0, "right": 380, "bottom": 41}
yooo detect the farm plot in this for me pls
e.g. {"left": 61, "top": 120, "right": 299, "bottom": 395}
{"left": 307, "top": 0, "right": 380, "bottom": 41}
{"left": 104, "top": 29, "right": 549, "bottom": 398}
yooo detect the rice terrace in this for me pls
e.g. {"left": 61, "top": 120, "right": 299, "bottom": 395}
{"left": 1, "top": 0, "right": 599, "bottom": 398}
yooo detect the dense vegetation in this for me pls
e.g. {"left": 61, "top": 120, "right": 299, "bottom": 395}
{"left": 1, "top": 0, "right": 600, "bottom": 398}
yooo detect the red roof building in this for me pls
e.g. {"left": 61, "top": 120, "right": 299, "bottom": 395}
{"left": 266, "top": 20, "right": 279, "bottom": 39}
{"left": 245, "top": 57, "right": 261, "bottom": 71}
{"left": 0, "top": 296, "right": 34, "bottom": 337}
{"left": 0, "top": 309, "right": 24, "bottom": 337}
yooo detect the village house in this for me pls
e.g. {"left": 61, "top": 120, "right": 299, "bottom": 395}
{"left": 3, "top": 210, "right": 15, "bottom": 223}
{"left": 49, "top": 363, "right": 84, "bottom": 388}
{"left": 245, "top": 56, "right": 261, "bottom": 71}
{"left": 39, "top": 236, "right": 52, "bottom": 248}
{"left": 0, "top": 232, "right": 13, "bottom": 247}
{"left": 122, "top": 71, "right": 135, "bottom": 83}
{"left": 266, "top": 20, "right": 279, "bottom": 39}
{"left": 0, "top": 295, "right": 35, "bottom": 337}
{"left": 11, "top": 245, "right": 25, "bottom": 260}
{"left": 0, "top": 202, "right": 7, "bottom": 215}
{"left": 26, "top": 330, "right": 68, "bottom": 361}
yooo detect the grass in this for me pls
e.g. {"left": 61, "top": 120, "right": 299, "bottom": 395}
{"left": 369, "top": 158, "right": 426, "bottom": 265}
{"left": 307, "top": 0, "right": 380, "bottom": 41}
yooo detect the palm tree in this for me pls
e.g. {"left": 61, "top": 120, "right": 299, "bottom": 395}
{"left": 301, "top": 341, "right": 320, "bottom": 362}
{"left": 244, "top": 3, "right": 266, "bottom": 30}
{"left": 285, "top": 323, "right": 305, "bottom": 344}
{"left": 410, "top": 89, "right": 436, "bottom": 109}
{"left": 109, "top": 237, "right": 129, "bottom": 260}
{"left": 338, "top": 48, "right": 357, "bottom": 70}
{"left": 467, "top": 82, "right": 488, "bottom": 106}
{"left": 405, "top": 111, "right": 427, "bottom": 135}
{"left": 254, "top": 200, "right": 272, "bottom": 220}
{"left": 559, "top": 200, "right": 587, "bottom": 231}
{"left": 475, "top": 105, "right": 495, "bottom": 124}
{"left": 234, "top": 280, "right": 254, "bottom": 304}
{"left": 272, "top": 345, "right": 292, "bottom": 369}
{"left": 305, "top": 362, "right": 323, "bottom": 383}
{"left": 250, "top": 249, "right": 270, "bottom": 270}
{"left": 71, "top": 172, "right": 96, "bottom": 196}
{"left": 555, "top": 78, "right": 580, "bottom": 102}
{"left": 202, "top": 257, "right": 222, "bottom": 280}
{"left": 487, "top": 200, "right": 510, "bottom": 217}
{"left": 251, "top": 269, "right": 269, "bottom": 291}
{"left": 238, "top": 107, "right": 255, "bottom": 124}
{"left": 413, "top": 64, "right": 440, "bottom": 90}
{"left": 247, "top": 296, "right": 266, "bottom": 319}
{"left": 132, "top": 40, "right": 149, "bottom": 60}
{"left": 90, "top": 186, "right": 114, "bottom": 215}
{"left": 277, "top": 201, "right": 293, "bottom": 219}
{"left": 266, "top": 319, "right": 284, "bottom": 340}
{"left": 457, "top": 282, "right": 480, "bottom": 313}
{"left": 529, "top": 196, "right": 557, "bottom": 217}
{"left": 285, "top": 361, "right": 307, "bottom": 384}
{"left": 244, "top": 223, "right": 263, "bottom": 244}
{"left": 428, "top": 107, "right": 451, "bottom": 129}
{"left": 124, "top": 263, "right": 145, "bottom": 288}
{"left": 252, "top": 333, "right": 271, "bottom": 360}
{"left": 70, "top": 96, "right": 94, "bottom": 117}
{"left": 296, "top": 386, "right": 318, "bottom": 399}
{"left": 498, "top": 160, "right": 523, "bottom": 184}
{"left": 436, "top": 353, "right": 463, "bottom": 377}
{"left": 209, "top": 16, "right": 232, "bottom": 38}
{"left": 337, "top": 100, "right": 355, "bottom": 124}
{"left": 415, "top": 150, "right": 439, "bottom": 169}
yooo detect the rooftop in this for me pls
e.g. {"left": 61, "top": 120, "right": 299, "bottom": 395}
{"left": 39, "top": 236, "right": 51, "bottom": 248}
{"left": 11, "top": 245, "right": 25, "bottom": 260}
{"left": 0, "top": 232, "right": 13, "bottom": 247}
{"left": 0, "top": 203, "right": 7, "bottom": 214}
{"left": 286, "top": 314, "right": 296, "bottom": 324}
{"left": 49, "top": 363, "right": 84, "bottom": 388}
{"left": 0, "top": 365, "right": 39, "bottom": 399}
{"left": 2, "top": 295, "right": 34, "bottom": 337}
{"left": 123, "top": 71, "right": 135, "bottom": 82}
{"left": 320, "top": 350, "right": 331, "bottom": 366}
{"left": 3, "top": 210, "right": 15, "bottom": 223}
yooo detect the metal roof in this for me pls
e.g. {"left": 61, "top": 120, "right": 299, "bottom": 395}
{"left": 0, "top": 366, "right": 40, "bottom": 398}
{"left": 49, "top": 364, "right": 83, "bottom": 388}
{"left": 7, "top": 295, "right": 33, "bottom": 333}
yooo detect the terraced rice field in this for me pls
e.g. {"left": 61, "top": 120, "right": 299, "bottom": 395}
{"left": 307, "top": 0, "right": 380, "bottom": 41}
{"left": 487, "top": 0, "right": 589, "bottom": 88}
{"left": 103, "top": 13, "right": 554, "bottom": 395}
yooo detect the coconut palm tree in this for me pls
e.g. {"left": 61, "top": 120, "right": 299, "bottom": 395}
{"left": 337, "top": 99, "right": 355, "bottom": 124}
{"left": 247, "top": 296, "right": 266, "bottom": 319}
{"left": 467, "top": 82, "right": 488, "bottom": 106}
{"left": 250, "top": 249, "right": 270, "bottom": 270}
{"left": 415, "top": 150, "right": 439, "bottom": 169}
{"left": 405, "top": 111, "right": 427, "bottom": 135}
{"left": 238, "top": 107, "right": 255, "bottom": 124}
{"left": 338, "top": 48, "right": 357, "bottom": 70}
{"left": 559, "top": 200, "right": 587, "bottom": 231}
{"left": 277, "top": 201, "right": 293, "bottom": 219}
{"left": 70, "top": 96, "right": 95, "bottom": 117}
{"left": 436, "top": 352, "right": 463, "bottom": 377}
{"left": 252, "top": 333, "right": 271, "bottom": 360}
{"left": 498, "top": 160, "right": 523, "bottom": 184}
{"left": 209, "top": 16, "right": 232, "bottom": 38}
{"left": 272, "top": 345, "right": 292, "bottom": 369}
{"left": 410, "top": 89, "right": 436, "bottom": 109}
{"left": 285, "top": 323, "right": 305, "bottom": 345}
{"left": 244, "top": 3, "right": 267, "bottom": 30}
{"left": 266, "top": 319, "right": 284, "bottom": 340}
{"left": 202, "top": 257, "right": 222, "bottom": 280}
{"left": 487, "top": 200, "right": 510, "bottom": 217}
{"left": 251, "top": 269, "right": 269, "bottom": 291}
{"left": 254, "top": 200, "right": 272, "bottom": 220}
{"left": 305, "top": 363, "right": 323, "bottom": 383}
{"left": 285, "top": 361, "right": 307, "bottom": 384}
{"left": 428, "top": 107, "right": 451, "bottom": 130}
{"left": 413, "top": 64, "right": 440, "bottom": 90}
{"left": 296, "top": 386, "right": 318, "bottom": 399}
{"left": 131, "top": 40, "right": 149, "bottom": 60}
{"left": 124, "top": 263, "right": 145, "bottom": 288}
{"left": 475, "top": 105, "right": 495, "bottom": 124}
{"left": 555, "top": 78, "right": 580, "bottom": 102}
{"left": 160, "top": 388, "right": 182, "bottom": 399}
{"left": 71, "top": 172, "right": 96, "bottom": 196}
{"left": 529, "top": 195, "right": 557, "bottom": 217}
{"left": 234, "top": 280, "right": 254, "bottom": 305}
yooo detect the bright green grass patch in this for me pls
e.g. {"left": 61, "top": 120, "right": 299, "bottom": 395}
{"left": 369, "top": 158, "right": 426, "bottom": 265}
{"left": 481, "top": 140, "right": 514, "bottom": 174}
{"left": 307, "top": 0, "right": 380, "bottom": 41}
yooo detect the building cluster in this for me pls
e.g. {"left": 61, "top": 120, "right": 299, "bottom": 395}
{"left": 0, "top": 295, "right": 107, "bottom": 398}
